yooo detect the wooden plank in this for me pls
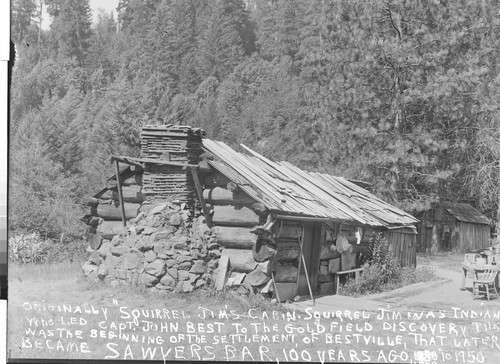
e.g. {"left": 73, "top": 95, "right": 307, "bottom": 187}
{"left": 276, "top": 264, "right": 298, "bottom": 282}
{"left": 191, "top": 167, "right": 212, "bottom": 227}
{"left": 115, "top": 160, "right": 127, "bottom": 227}
{"left": 215, "top": 255, "right": 229, "bottom": 291}
{"left": 246, "top": 266, "right": 269, "bottom": 286}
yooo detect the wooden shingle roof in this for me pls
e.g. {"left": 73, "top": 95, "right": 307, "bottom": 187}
{"left": 440, "top": 202, "right": 490, "bottom": 225}
{"left": 203, "top": 139, "right": 418, "bottom": 228}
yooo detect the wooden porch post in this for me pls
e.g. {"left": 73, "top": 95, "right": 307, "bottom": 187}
{"left": 114, "top": 160, "right": 127, "bottom": 227}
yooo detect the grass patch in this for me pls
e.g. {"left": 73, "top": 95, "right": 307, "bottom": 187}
{"left": 339, "top": 265, "right": 436, "bottom": 297}
{"left": 9, "top": 261, "right": 85, "bottom": 283}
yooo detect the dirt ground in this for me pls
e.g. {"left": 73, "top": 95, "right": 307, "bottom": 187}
{"left": 7, "top": 255, "right": 500, "bottom": 363}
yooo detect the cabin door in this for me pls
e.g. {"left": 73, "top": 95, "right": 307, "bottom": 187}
{"left": 297, "top": 222, "right": 322, "bottom": 295}
{"left": 423, "top": 226, "right": 433, "bottom": 253}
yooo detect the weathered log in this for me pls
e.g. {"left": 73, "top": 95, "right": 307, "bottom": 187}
{"left": 215, "top": 255, "right": 229, "bottom": 291}
{"left": 328, "top": 258, "right": 341, "bottom": 274}
{"left": 252, "top": 239, "right": 276, "bottom": 262}
{"left": 275, "top": 264, "right": 298, "bottom": 282}
{"left": 318, "top": 274, "right": 335, "bottom": 283}
{"left": 226, "top": 181, "right": 238, "bottom": 192}
{"left": 320, "top": 244, "right": 341, "bottom": 260}
{"left": 84, "top": 216, "right": 101, "bottom": 226}
{"left": 212, "top": 205, "right": 260, "bottom": 227}
{"left": 198, "top": 160, "right": 212, "bottom": 174}
{"left": 123, "top": 174, "right": 142, "bottom": 185}
{"left": 97, "top": 221, "right": 127, "bottom": 240}
{"left": 202, "top": 187, "right": 257, "bottom": 205}
{"left": 107, "top": 174, "right": 142, "bottom": 189}
{"left": 275, "top": 224, "right": 302, "bottom": 239}
{"left": 96, "top": 203, "right": 140, "bottom": 221}
{"left": 130, "top": 164, "right": 143, "bottom": 173}
{"left": 276, "top": 242, "right": 300, "bottom": 261}
{"left": 213, "top": 226, "right": 258, "bottom": 249}
{"left": 83, "top": 196, "right": 99, "bottom": 207}
{"left": 100, "top": 186, "right": 145, "bottom": 204}
{"left": 204, "top": 172, "right": 231, "bottom": 187}
{"left": 341, "top": 252, "right": 357, "bottom": 271}
{"left": 222, "top": 249, "right": 257, "bottom": 273}
{"left": 250, "top": 203, "right": 267, "bottom": 216}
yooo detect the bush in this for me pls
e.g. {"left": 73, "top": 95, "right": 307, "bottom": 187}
{"left": 9, "top": 233, "right": 51, "bottom": 264}
{"left": 339, "top": 232, "right": 435, "bottom": 296}
{"left": 9, "top": 232, "right": 88, "bottom": 264}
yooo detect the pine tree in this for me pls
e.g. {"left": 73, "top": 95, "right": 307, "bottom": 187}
{"left": 46, "top": 0, "right": 92, "bottom": 63}
{"left": 11, "top": 0, "right": 37, "bottom": 44}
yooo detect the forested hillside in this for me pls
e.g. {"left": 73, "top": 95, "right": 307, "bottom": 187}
{"left": 10, "top": 0, "right": 500, "bottom": 241}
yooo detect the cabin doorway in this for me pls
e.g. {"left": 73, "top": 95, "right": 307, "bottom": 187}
{"left": 297, "top": 221, "right": 322, "bottom": 295}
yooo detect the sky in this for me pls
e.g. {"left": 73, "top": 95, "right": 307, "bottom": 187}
{"left": 41, "top": 0, "right": 120, "bottom": 30}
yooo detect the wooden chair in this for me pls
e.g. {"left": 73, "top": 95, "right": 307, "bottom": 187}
{"left": 473, "top": 269, "right": 499, "bottom": 300}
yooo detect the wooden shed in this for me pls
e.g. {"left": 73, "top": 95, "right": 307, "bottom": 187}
{"left": 416, "top": 202, "right": 490, "bottom": 253}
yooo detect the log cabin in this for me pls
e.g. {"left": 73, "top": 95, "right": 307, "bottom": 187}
{"left": 83, "top": 125, "right": 419, "bottom": 300}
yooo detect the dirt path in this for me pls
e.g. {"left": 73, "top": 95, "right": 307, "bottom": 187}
{"left": 289, "top": 265, "right": 500, "bottom": 314}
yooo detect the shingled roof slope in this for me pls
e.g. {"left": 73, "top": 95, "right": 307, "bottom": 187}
{"left": 440, "top": 202, "right": 490, "bottom": 225}
{"left": 202, "top": 139, "right": 417, "bottom": 227}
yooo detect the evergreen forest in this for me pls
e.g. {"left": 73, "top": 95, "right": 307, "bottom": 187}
{"left": 10, "top": 0, "right": 500, "bottom": 241}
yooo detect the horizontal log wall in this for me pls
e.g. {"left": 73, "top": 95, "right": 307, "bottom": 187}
{"left": 99, "top": 186, "right": 145, "bottom": 204}
{"left": 95, "top": 203, "right": 140, "bottom": 221}
{"left": 212, "top": 205, "right": 260, "bottom": 227}
{"left": 205, "top": 179, "right": 276, "bottom": 293}
{"left": 203, "top": 187, "right": 257, "bottom": 205}
{"left": 213, "top": 226, "right": 258, "bottom": 249}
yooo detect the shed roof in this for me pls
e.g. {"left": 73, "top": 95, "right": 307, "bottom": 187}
{"left": 440, "top": 202, "right": 490, "bottom": 225}
{"left": 202, "top": 139, "right": 418, "bottom": 228}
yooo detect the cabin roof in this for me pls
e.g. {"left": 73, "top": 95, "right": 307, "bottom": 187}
{"left": 202, "top": 139, "right": 418, "bottom": 228}
{"left": 440, "top": 202, "right": 490, "bottom": 225}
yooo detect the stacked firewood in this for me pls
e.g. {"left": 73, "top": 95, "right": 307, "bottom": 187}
{"left": 141, "top": 125, "right": 205, "bottom": 163}
{"left": 140, "top": 125, "right": 205, "bottom": 205}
